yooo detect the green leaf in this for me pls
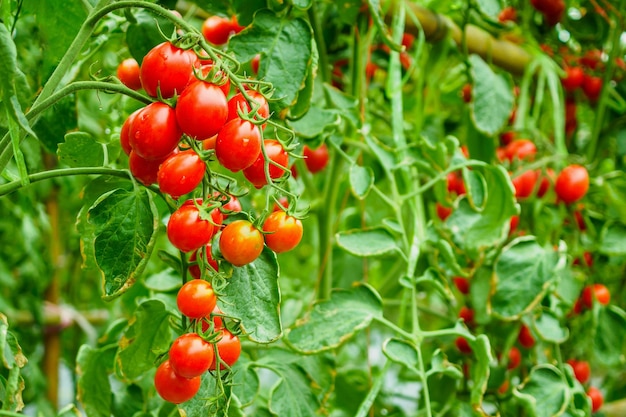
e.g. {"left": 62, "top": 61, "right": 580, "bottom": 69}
{"left": 229, "top": 10, "right": 313, "bottom": 109}
{"left": 219, "top": 247, "right": 281, "bottom": 343}
{"left": 268, "top": 367, "right": 320, "bottom": 417}
{"left": 515, "top": 365, "right": 570, "bottom": 417}
{"left": 126, "top": 9, "right": 176, "bottom": 64}
{"left": 469, "top": 334, "right": 492, "bottom": 409}
{"left": 143, "top": 269, "right": 181, "bottom": 292}
{"left": 76, "top": 344, "right": 116, "bottom": 417}
{"left": 0, "top": 24, "right": 17, "bottom": 95}
{"left": 56, "top": 404, "right": 83, "bottom": 417}
{"left": 179, "top": 372, "right": 242, "bottom": 417}
{"left": 195, "top": 0, "right": 231, "bottom": 17}
{"left": 286, "top": 284, "right": 383, "bottom": 353}
{"left": 534, "top": 309, "right": 569, "bottom": 344}
{"left": 87, "top": 187, "right": 158, "bottom": 299}
{"left": 463, "top": 168, "right": 487, "bottom": 209}
{"left": 491, "top": 238, "right": 558, "bottom": 319}
{"left": 24, "top": 0, "right": 86, "bottom": 81}
{"left": 469, "top": 55, "right": 514, "bottom": 136}
{"left": 116, "top": 300, "right": 172, "bottom": 381}
{"left": 593, "top": 306, "right": 626, "bottom": 366}
{"left": 290, "top": 106, "right": 340, "bottom": 138}
{"left": 232, "top": 356, "right": 259, "bottom": 407}
{"left": 0, "top": 315, "right": 27, "bottom": 372}
{"left": 382, "top": 338, "right": 418, "bottom": 371}
{"left": 445, "top": 165, "right": 518, "bottom": 258}
{"left": 599, "top": 222, "right": 626, "bottom": 256}
{"left": 336, "top": 227, "right": 399, "bottom": 257}
{"left": 349, "top": 164, "right": 374, "bottom": 199}
{"left": 475, "top": 0, "right": 501, "bottom": 18}
{"left": 292, "top": 0, "right": 312, "bottom": 10}
{"left": 58, "top": 132, "right": 105, "bottom": 168}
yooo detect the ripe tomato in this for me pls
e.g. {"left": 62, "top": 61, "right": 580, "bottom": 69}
{"left": 561, "top": 67, "right": 584, "bottom": 92}
{"left": 498, "top": 6, "right": 517, "bottom": 23}
{"left": 219, "top": 220, "right": 264, "bottom": 266}
{"left": 512, "top": 170, "right": 538, "bottom": 199}
{"left": 303, "top": 143, "right": 329, "bottom": 173}
{"left": 140, "top": 42, "right": 200, "bottom": 98}
{"left": 120, "top": 109, "right": 141, "bottom": 156}
{"left": 129, "top": 150, "right": 172, "bottom": 186}
{"left": 251, "top": 54, "right": 261, "bottom": 74}
{"left": 436, "top": 202, "right": 452, "bottom": 221}
{"left": 453, "top": 277, "right": 470, "bottom": 295}
{"left": 262, "top": 211, "right": 303, "bottom": 253}
{"left": 117, "top": 58, "right": 142, "bottom": 91}
{"left": 507, "top": 347, "right": 522, "bottom": 370}
{"left": 177, "top": 279, "right": 217, "bottom": 319}
{"left": 537, "top": 168, "right": 555, "bottom": 197}
{"left": 215, "top": 119, "right": 262, "bottom": 172}
{"left": 243, "top": 140, "right": 289, "bottom": 188}
{"left": 581, "top": 283, "right": 610, "bottom": 309}
{"left": 504, "top": 139, "right": 536, "bottom": 162}
{"left": 202, "top": 15, "right": 243, "bottom": 45}
{"left": 518, "top": 324, "right": 535, "bottom": 349}
{"left": 157, "top": 150, "right": 205, "bottom": 198}
{"left": 447, "top": 171, "right": 466, "bottom": 196}
{"left": 201, "top": 305, "right": 224, "bottom": 332}
{"left": 579, "top": 49, "right": 602, "bottom": 70}
{"left": 227, "top": 90, "right": 270, "bottom": 125}
{"left": 566, "top": 359, "right": 591, "bottom": 384}
{"left": 154, "top": 360, "right": 201, "bottom": 404}
{"left": 129, "top": 102, "right": 182, "bottom": 160}
{"left": 509, "top": 215, "right": 520, "bottom": 235}
{"left": 586, "top": 386, "right": 603, "bottom": 413}
{"left": 169, "top": 333, "right": 214, "bottom": 378}
{"left": 175, "top": 80, "right": 228, "bottom": 140}
{"left": 455, "top": 336, "right": 472, "bottom": 355}
{"left": 194, "top": 63, "right": 231, "bottom": 96}
{"left": 188, "top": 244, "right": 219, "bottom": 279}
{"left": 273, "top": 196, "right": 289, "bottom": 212}
{"left": 167, "top": 203, "right": 223, "bottom": 253}
{"left": 555, "top": 165, "right": 589, "bottom": 204}
{"left": 209, "top": 328, "right": 241, "bottom": 370}
{"left": 458, "top": 306, "right": 474, "bottom": 325}
{"left": 582, "top": 75, "right": 603, "bottom": 102}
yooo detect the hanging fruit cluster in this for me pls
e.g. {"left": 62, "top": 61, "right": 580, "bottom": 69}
{"left": 116, "top": 13, "right": 304, "bottom": 404}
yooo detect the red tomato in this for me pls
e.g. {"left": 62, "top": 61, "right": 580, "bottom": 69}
{"left": 194, "top": 63, "right": 230, "bottom": 96}
{"left": 219, "top": 220, "right": 264, "bottom": 266}
{"left": 561, "top": 67, "right": 584, "bottom": 92}
{"left": 167, "top": 203, "right": 223, "bottom": 253}
{"left": 566, "top": 359, "right": 591, "bottom": 384}
{"left": 498, "top": 6, "right": 517, "bottom": 22}
{"left": 447, "top": 171, "right": 466, "bottom": 196}
{"left": 215, "top": 119, "right": 262, "bottom": 172}
{"left": 273, "top": 196, "right": 289, "bottom": 212}
{"left": 129, "top": 150, "right": 171, "bottom": 186}
{"left": 518, "top": 324, "right": 535, "bottom": 349}
{"left": 500, "top": 131, "right": 516, "bottom": 146}
{"left": 169, "top": 333, "right": 214, "bottom": 378}
{"left": 504, "top": 139, "right": 536, "bottom": 162}
{"left": 512, "top": 170, "right": 538, "bottom": 199}
{"left": 586, "top": 386, "right": 604, "bottom": 413}
{"left": 157, "top": 150, "right": 206, "bottom": 198}
{"left": 453, "top": 277, "right": 470, "bottom": 294}
{"left": 537, "top": 168, "right": 555, "bottom": 197}
{"left": 243, "top": 140, "right": 289, "bottom": 188}
{"left": 201, "top": 305, "right": 224, "bottom": 332}
{"left": 188, "top": 244, "right": 219, "bottom": 279}
{"left": 509, "top": 215, "right": 520, "bottom": 235}
{"left": 154, "top": 360, "right": 201, "bottom": 404}
{"left": 458, "top": 306, "right": 474, "bottom": 325}
{"left": 212, "top": 193, "right": 242, "bottom": 218}
{"left": 555, "top": 165, "right": 589, "bottom": 204}
{"left": 140, "top": 42, "right": 200, "bottom": 98}
{"left": 129, "top": 102, "right": 182, "bottom": 160}
{"left": 210, "top": 328, "right": 242, "bottom": 370}
{"left": 507, "top": 347, "right": 522, "bottom": 370}
{"left": 175, "top": 80, "right": 228, "bottom": 140}
{"left": 436, "top": 203, "right": 452, "bottom": 221}
{"left": 579, "top": 49, "right": 603, "bottom": 70}
{"left": 455, "top": 336, "right": 472, "bottom": 355}
{"left": 117, "top": 58, "right": 142, "bottom": 91}
{"left": 262, "top": 211, "right": 303, "bottom": 253}
{"left": 120, "top": 109, "right": 141, "bottom": 156}
{"left": 582, "top": 75, "right": 603, "bottom": 102}
{"left": 251, "top": 54, "right": 261, "bottom": 74}
{"left": 303, "top": 143, "right": 330, "bottom": 173}
{"left": 177, "top": 279, "right": 217, "bottom": 319}
{"left": 226, "top": 90, "right": 270, "bottom": 125}
{"left": 202, "top": 15, "right": 243, "bottom": 45}
{"left": 581, "top": 283, "right": 611, "bottom": 309}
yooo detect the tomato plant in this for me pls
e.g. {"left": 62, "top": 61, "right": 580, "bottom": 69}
{"left": 1, "top": 0, "right": 626, "bottom": 416}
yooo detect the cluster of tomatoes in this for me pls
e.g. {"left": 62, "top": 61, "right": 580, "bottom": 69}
{"left": 114, "top": 13, "right": 315, "bottom": 405}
